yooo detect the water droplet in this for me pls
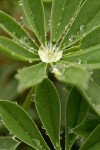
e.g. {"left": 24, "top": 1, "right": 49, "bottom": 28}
{"left": 41, "top": 125, "right": 45, "bottom": 130}
{"left": 12, "top": 32, "right": 16, "bottom": 35}
{"left": 20, "top": 36, "right": 30, "bottom": 45}
{"left": 20, "top": 16, "right": 23, "bottom": 20}
{"left": 78, "top": 137, "right": 84, "bottom": 143}
{"left": 52, "top": 66, "right": 61, "bottom": 75}
{"left": 83, "top": 33, "right": 86, "bottom": 37}
{"left": 12, "top": 38, "right": 18, "bottom": 43}
{"left": 57, "top": 22, "right": 61, "bottom": 27}
{"left": 80, "top": 25, "right": 85, "bottom": 32}
{"left": 12, "top": 135, "right": 16, "bottom": 140}
{"left": 90, "top": 71, "right": 93, "bottom": 75}
{"left": 95, "top": 105, "right": 100, "bottom": 113}
{"left": 29, "top": 47, "right": 34, "bottom": 52}
{"left": 30, "top": 12, "right": 35, "bottom": 20}
{"left": 29, "top": 59, "right": 33, "bottom": 63}
{"left": 68, "top": 34, "right": 75, "bottom": 42}
{"left": 0, "top": 119, "right": 3, "bottom": 122}
{"left": 93, "top": 26, "right": 96, "bottom": 29}
{"left": 18, "top": 0, "right": 22, "bottom": 6}
{"left": 12, "top": 52, "right": 15, "bottom": 56}
{"left": 68, "top": 127, "right": 73, "bottom": 134}
{"left": 60, "top": 130, "right": 63, "bottom": 135}
{"left": 32, "top": 139, "right": 42, "bottom": 148}
{"left": 48, "top": 19, "right": 51, "bottom": 26}
{"left": 13, "top": 101, "right": 17, "bottom": 104}
{"left": 62, "top": 7, "right": 64, "bottom": 11}
{"left": 31, "top": 94, "right": 35, "bottom": 102}
{"left": 77, "top": 31, "right": 80, "bottom": 35}
{"left": 55, "top": 142, "right": 61, "bottom": 150}
{"left": 26, "top": 132, "right": 28, "bottom": 134}
{"left": 45, "top": 131, "right": 49, "bottom": 135}
{"left": 76, "top": 58, "right": 81, "bottom": 64}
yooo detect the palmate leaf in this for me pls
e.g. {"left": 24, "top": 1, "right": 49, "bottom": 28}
{"left": 0, "top": 36, "right": 39, "bottom": 62}
{"left": 79, "top": 125, "right": 100, "bottom": 150}
{"left": 16, "top": 63, "right": 47, "bottom": 92}
{"left": 0, "top": 137, "right": 20, "bottom": 150}
{"left": 65, "top": 87, "right": 89, "bottom": 150}
{"left": 35, "top": 78, "right": 61, "bottom": 150}
{"left": 0, "top": 11, "right": 38, "bottom": 50}
{"left": 51, "top": 0, "right": 82, "bottom": 42}
{"left": 0, "top": 100, "right": 50, "bottom": 150}
{"left": 61, "top": 0, "right": 100, "bottom": 48}
{"left": 21, "top": 0, "right": 46, "bottom": 43}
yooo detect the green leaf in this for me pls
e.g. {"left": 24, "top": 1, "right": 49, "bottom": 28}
{"left": 21, "top": 0, "right": 46, "bottom": 43}
{"left": 92, "top": 70, "right": 100, "bottom": 86}
{"left": 0, "top": 36, "right": 39, "bottom": 62}
{"left": 17, "top": 143, "right": 35, "bottom": 150}
{"left": 80, "top": 26, "right": 100, "bottom": 49}
{"left": 0, "top": 137, "right": 20, "bottom": 150}
{"left": 62, "top": 45, "right": 100, "bottom": 66}
{"left": 65, "top": 87, "right": 89, "bottom": 150}
{"left": 73, "top": 119, "right": 100, "bottom": 139}
{"left": 43, "top": 2, "right": 52, "bottom": 32}
{"left": 79, "top": 78, "right": 100, "bottom": 116}
{"left": 51, "top": 0, "right": 82, "bottom": 42}
{"left": 16, "top": 63, "right": 47, "bottom": 92}
{"left": 0, "top": 64, "right": 18, "bottom": 100}
{"left": 61, "top": 0, "right": 100, "bottom": 48}
{"left": 0, "top": 11, "right": 38, "bottom": 50}
{"left": 0, "top": 100, "right": 50, "bottom": 150}
{"left": 79, "top": 125, "right": 100, "bottom": 150}
{"left": 55, "top": 64, "right": 90, "bottom": 89}
{"left": 35, "top": 78, "right": 61, "bottom": 150}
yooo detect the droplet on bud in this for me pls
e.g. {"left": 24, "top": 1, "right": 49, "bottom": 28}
{"left": 38, "top": 42, "right": 63, "bottom": 63}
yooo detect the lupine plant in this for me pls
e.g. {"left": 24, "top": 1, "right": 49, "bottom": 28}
{"left": 0, "top": 0, "right": 100, "bottom": 149}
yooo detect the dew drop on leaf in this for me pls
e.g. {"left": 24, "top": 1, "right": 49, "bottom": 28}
{"left": 32, "top": 139, "right": 42, "bottom": 148}
{"left": 95, "top": 105, "right": 100, "bottom": 114}
{"left": 76, "top": 58, "right": 81, "bottom": 64}
{"left": 31, "top": 94, "right": 35, "bottom": 102}
{"left": 68, "top": 34, "right": 75, "bottom": 42}
{"left": 12, "top": 52, "right": 15, "bottom": 56}
{"left": 28, "top": 59, "right": 33, "bottom": 63}
{"left": 20, "top": 36, "right": 30, "bottom": 46}
{"left": 20, "top": 16, "right": 23, "bottom": 20}
{"left": 80, "top": 25, "right": 85, "bottom": 32}
{"left": 29, "top": 47, "right": 34, "bottom": 52}
{"left": 48, "top": 19, "right": 51, "bottom": 26}
{"left": 68, "top": 127, "right": 73, "bottom": 134}
{"left": 18, "top": 0, "right": 22, "bottom": 6}
{"left": 62, "top": 7, "right": 64, "bottom": 11}
{"left": 12, "top": 32, "right": 16, "bottom": 35}
{"left": 55, "top": 142, "right": 61, "bottom": 150}
{"left": 60, "top": 130, "right": 63, "bottom": 135}
{"left": 57, "top": 22, "right": 61, "bottom": 27}
{"left": 26, "top": 132, "right": 28, "bottom": 134}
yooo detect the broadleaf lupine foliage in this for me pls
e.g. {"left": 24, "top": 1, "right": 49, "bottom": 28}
{"left": 0, "top": 0, "right": 100, "bottom": 149}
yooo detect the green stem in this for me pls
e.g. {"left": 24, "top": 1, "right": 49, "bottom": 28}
{"left": 22, "top": 86, "right": 35, "bottom": 111}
